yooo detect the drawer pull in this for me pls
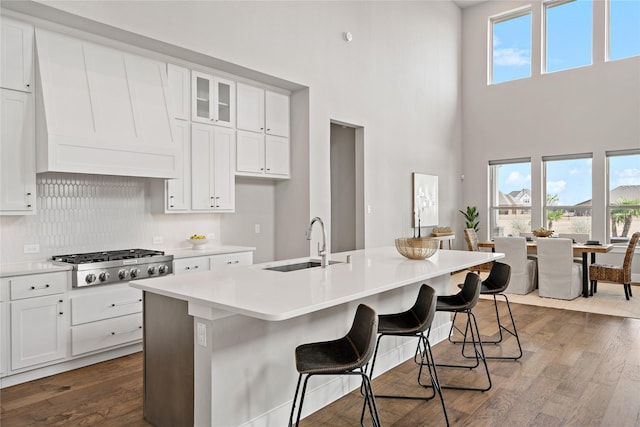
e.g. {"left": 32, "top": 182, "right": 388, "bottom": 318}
{"left": 109, "top": 299, "right": 142, "bottom": 308}
{"left": 109, "top": 326, "right": 142, "bottom": 336}
{"left": 227, "top": 260, "right": 240, "bottom": 264}
{"left": 30, "top": 284, "right": 50, "bottom": 290}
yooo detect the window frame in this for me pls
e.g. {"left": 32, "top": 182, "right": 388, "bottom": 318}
{"left": 543, "top": 0, "right": 593, "bottom": 74}
{"left": 606, "top": 0, "right": 640, "bottom": 62}
{"left": 489, "top": 158, "right": 532, "bottom": 239}
{"left": 488, "top": 6, "right": 532, "bottom": 85}
{"left": 542, "top": 153, "right": 593, "bottom": 235}
{"left": 606, "top": 149, "right": 640, "bottom": 244}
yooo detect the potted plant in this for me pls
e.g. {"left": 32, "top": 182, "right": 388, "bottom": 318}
{"left": 459, "top": 206, "right": 479, "bottom": 232}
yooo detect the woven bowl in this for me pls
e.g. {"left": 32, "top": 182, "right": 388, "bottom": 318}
{"left": 532, "top": 229, "right": 554, "bottom": 238}
{"left": 395, "top": 237, "right": 439, "bottom": 260}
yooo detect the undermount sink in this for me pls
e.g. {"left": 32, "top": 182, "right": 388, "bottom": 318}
{"left": 264, "top": 260, "right": 342, "bottom": 272}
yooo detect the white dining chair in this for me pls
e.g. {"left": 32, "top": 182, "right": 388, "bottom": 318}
{"left": 494, "top": 237, "right": 536, "bottom": 295}
{"left": 536, "top": 238, "right": 582, "bottom": 300}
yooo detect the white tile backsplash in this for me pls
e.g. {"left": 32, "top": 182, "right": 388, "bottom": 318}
{"left": 0, "top": 173, "right": 221, "bottom": 263}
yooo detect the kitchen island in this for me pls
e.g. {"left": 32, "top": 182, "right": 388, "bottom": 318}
{"left": 130, "top": 246, "right": 502, "bottom": 426}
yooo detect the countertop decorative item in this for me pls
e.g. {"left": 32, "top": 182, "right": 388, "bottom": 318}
{"left": 189, "top": 235, "right": 209, "bottom": 249}
{"left": 532, "top": 228, "right": 554, "bottom": 238}
{"left": 395, "top": 237, "right": 439, "bottom": 260}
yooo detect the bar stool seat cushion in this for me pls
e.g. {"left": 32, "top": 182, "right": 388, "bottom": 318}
{"left": 436, "top": 294, "right": 473, "bottom": 312}
{"left": 295, "top": 339, "right": 365, "bottom": 374}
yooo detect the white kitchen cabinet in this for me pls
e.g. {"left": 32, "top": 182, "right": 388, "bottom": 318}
{"left": 69, "top": 285, "right": 142, "bottom": 357}
{"left": 191, "top": 71, "right": 235, "bottom": 128}
{"left": 7, "top": 271, "right": 69, "bottom": 371}
{"left": 236, "top": 83, "right": 265, "bottom": 133}
{"left": 10, "top": 294, "right": 67, "bottom": 370}
{"left": 210, "top": 251, "right": 253, "bottom": 267}
{"left": 1, "top": 17, "right": 34, "bottom": 93}
{"left": 236, "top": 83, "right": 289, "bottom": 137}
{"left": 173, "top": 256, "right": 211, "bottom": 274}
{"left": 191, "top": 123, "right": 235, "bottom": 212}
{"left": 35, "top": 28, "right": 179, "bottom": 179}
{"left": 236, "top": 130, "right": 290, "bottom": 178}
{"left": 265, "top": 90, "right": 290, "bottom": 138}
{"left": 0, "top": 89, "right": 36, "bottom": 215}
{"left": 167, "top": 64, "right": 190, "bottom": 121}
{"left": 236, "top": 83, "right": 289, "bottom": 178}
{"left": 71, "top": 313, "right": 142, "bottom": 356}
{"left": 0, "top": 301, "right": 7, "bottom": 377}
{"left": 166, "top": 120, "right": 191, "bottom": 212}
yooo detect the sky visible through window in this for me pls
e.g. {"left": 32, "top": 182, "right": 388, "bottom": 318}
{"left": 492, "top": 13, "right": 531, "bottom": 84}
{"left": 493, "top": 0, "right": 640, "bottom": 84}
{"left": 498, "top": 157, "right": 640, "bottom": 206}
{"left": 546, "top": 0, "right": 593, "bottom": 73}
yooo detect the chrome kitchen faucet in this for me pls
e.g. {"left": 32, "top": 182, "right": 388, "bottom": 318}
{"left": 306, "top": 217, "right": 328, "bottom": 268}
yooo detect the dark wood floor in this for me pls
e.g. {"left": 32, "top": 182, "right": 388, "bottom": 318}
{"left": 2, "top": 300, "right": 639, "bottom": 426}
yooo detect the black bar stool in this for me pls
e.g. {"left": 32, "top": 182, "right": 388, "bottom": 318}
{"left": 432, "top": 272, "right": 492, "bottom": 392}
{"left": 288, "top": 304, "right": 381, "bottom": 427}
{"left": 449, "top": 262, "right": 522, "bottom": 360}
{"left": 367, "top": 284, "right": 449, "bottom": 426}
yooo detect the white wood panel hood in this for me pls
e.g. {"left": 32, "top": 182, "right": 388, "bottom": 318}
{"left": 34, "top": 28, "right": 180, "bottom": 178}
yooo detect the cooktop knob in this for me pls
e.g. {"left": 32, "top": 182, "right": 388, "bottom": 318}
{"left": 85, "top": 273, "right": 97, "bottom": 284}
{"left": 147, "top": 266, "right": 156, "bottom": 275}
{"left": 130, "top": 268, "right": 140, "bottom": 278}
{"left": 158, "top": 264, "right": 168, "bottom": 274}
{"left": 99, "top": 272, "right": 110, "bottom": 282}
{"left": 118, "top": 269, "right": 128, "bottom": 280}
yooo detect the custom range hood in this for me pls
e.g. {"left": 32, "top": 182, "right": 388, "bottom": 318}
{"left": 34, "top": 28, "right": 180, "bottom": 179}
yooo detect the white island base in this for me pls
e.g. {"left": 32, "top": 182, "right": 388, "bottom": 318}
{"left": 132, "top": 247, "right": 503, "bottom": 426}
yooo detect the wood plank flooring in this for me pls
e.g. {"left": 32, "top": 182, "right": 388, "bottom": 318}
{"left": 2, "top": 300, "right": 640, "bottom": 426}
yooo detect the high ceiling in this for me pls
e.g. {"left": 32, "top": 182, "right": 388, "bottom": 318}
{"left": 453, "top": 0, "right": 488, "bottom": 8}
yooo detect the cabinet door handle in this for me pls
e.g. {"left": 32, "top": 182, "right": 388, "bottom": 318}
{"left": 26, "top": 83, "right": 30, "bottom": 88}
{"left": 109, "top": 298, "right": 142, "bottom": 307}
{"left": 30, "top": 284, "right": 50, "bottom": 290}
{"left": 109, "top": 326, "right": 142, "bottom": 336}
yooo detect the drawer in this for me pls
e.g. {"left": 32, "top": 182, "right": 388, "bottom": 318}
{"left": 210, "top": 251, "right": 253, "bottom": 267}
{"left": 71, "top": 287, "right": 142, "bottom": 325}
{"left": 8, "top": 271, "right": 67, "bottom": 300}
{"left": 173, "top": 256, "right": 210, "bottom": 274}
{"left": 71, "top": 313, "right": 142, "bottom": 356}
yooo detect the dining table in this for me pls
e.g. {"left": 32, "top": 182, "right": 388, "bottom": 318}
{"left": 478, "top": 239, "right": 614, "bottom": 298}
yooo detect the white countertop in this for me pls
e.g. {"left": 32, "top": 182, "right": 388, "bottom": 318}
{"left": 0, "top": 261, "right": 72, "bottom": 277}
{"left": 167, "top": 245, "right": 256, "bottom": 259}
{"left": 130, "top": 247, "right": 503, "bottom": 321}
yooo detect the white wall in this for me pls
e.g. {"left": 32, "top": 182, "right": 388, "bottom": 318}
{"left": 5, "top": 0, "right": 463, "bottom": 260}
{"left": 461, "top": 0, "right": 640, "bottom": 271}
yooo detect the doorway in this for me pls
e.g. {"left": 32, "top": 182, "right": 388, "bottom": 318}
{"left": 330, "top": 121, "right": 364, "bottom": 252}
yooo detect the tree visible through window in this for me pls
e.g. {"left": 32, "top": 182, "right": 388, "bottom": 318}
{"left": 543, "top": 156, "right": 592, "bottom": 236}
{"left": 608, "top": 152, "right": 640, "bottom": 243}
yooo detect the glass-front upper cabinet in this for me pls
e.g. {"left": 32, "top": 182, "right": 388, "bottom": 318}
{"left": 191, "top": 70, "right": 235, "bottom": 128}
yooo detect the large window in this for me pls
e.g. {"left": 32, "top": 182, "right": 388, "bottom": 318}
{"left": 608, "top": 0, "right": 640, "bottom": 61}
{"left": 543, "top": 155, "right": 592, "bottom": 236}
{"left": 607, "top": 150, "right": 640, "bottom": 243}
{"left": 544, "top": 0, "right": 593, "bottom": 73}
{"left": 490, "top": 8, "right": 532, "bottom": 84}
{"left": 489, "top": 159, "right": 532, "bottom": 238}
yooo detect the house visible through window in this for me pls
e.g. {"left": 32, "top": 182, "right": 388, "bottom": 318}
{"left": 489, "top": 159, "right": 532, "bottom": 238}
{"left": 543, "top": 155, "right": 592, "bottom": 237}
{"left": 607, "top": 150, "right": 640, "bottom": 243}
{"left": 608, "top": 0, "right": 640, "bottom": 61}
{"left": 490, "top": 8, "right": 531, "bottom": 84}
{"left": 544, "top": 0, "right": 593, "bottom": 73}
